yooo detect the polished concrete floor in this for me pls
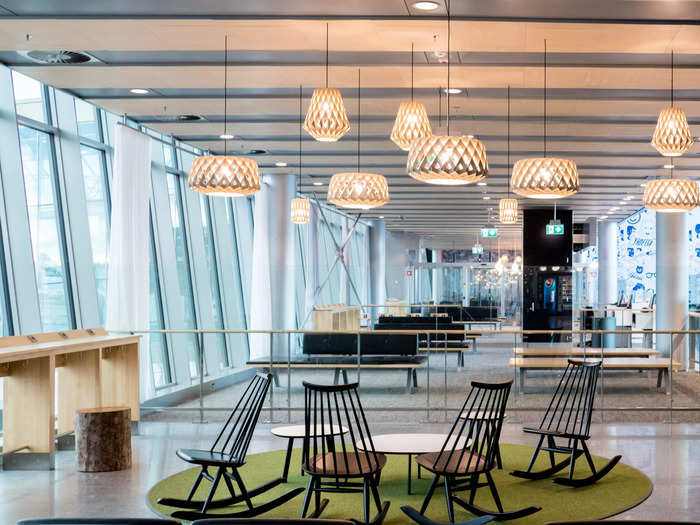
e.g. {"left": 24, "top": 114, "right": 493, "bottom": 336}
{"left": 1, "top": 421, "right": 699, "bottom": 523}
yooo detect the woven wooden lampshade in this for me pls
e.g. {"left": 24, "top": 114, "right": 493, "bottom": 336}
{"left": 643, "top": 177, "right": 699, "bottom": 212}
{"left": 391, "top": 101, "right": 432, "bottom": 151}
{"left": 511, "top": 157, "right": 579, "bottom": 199}
{"left": 303, "top": 88, "right": 350, "bottom": 142}
{"left": 651, "top": 107, "right": 694, "bottom": 157}
{"left": 327, "top": 172, "right": 389, "bottom": 210}
{"left": 499, "top": 198, "right": 518, "bottom": 224}
{"left": 407, "top": 135, "right": 488, "bottom": 185}
{"left": 290, "top": 197, "right": 310, "bottom": 223}
{"left": 188, "top": 155, "right": 260, "bottom": 196}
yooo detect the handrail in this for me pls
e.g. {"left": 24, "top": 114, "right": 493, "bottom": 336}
{"left": 123, "top": 328, "right": 700, "bottom": 335}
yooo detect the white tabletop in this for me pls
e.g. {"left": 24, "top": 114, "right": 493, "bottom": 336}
{"left": 271, "top": 424, "right": 348, "bottom": 439}
{"left": 356, "top": 433, "right": 468, "bottom": 455}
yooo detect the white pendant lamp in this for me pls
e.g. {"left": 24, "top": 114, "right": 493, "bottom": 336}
{"left": 499, "top": 86, "right": 518, "bottom": 224}
{"left": 407, "top": 0, "right": 488, "bottom": 185}
{"left": 391, "top": 43, "right": 432, "bottom": 151}
{"left": 511, "top": 41, "right": 579, "bottom": 199}
{"left": 651, "top": 51, "right": 694, "bottom": 157}
{"left": 303, "top": 23, "right": 350, "bottom": 142}
{"left": 291, "top": 85, "right": 310, "bottom": 224}
{"left": 328, "top": 69, "right": 389, "bottom": 210}
{"left": 189, "top": 36, "right": 260, "bottom": 196}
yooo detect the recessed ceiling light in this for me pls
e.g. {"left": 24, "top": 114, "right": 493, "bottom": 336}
{"left": 600, "top": 215, "right": 608, "bottom": 219}
{"left": 313, "top": 181, "right": 323, "bottom": 186}
{"left": 275, "top": 162, "right": 288, "bottom": 167}
{"left": 477, "top": 181, "right": 487, "bottom": 186}
{"left": 483, "top": 196, "right": 491, "bottom": 200}
{"left": 443, "top": 88, "right": 462, "bottom": 94}
{"left": 129, "top": 88, "right": 149, "bottom": 95}
{"left": 640, "top": 183, "right": 647, "bottom": 187}
{"left": 663, "top": 164, "right": 675, "bottom": 169}
{"left": 219, "top": 133, "right": 234, "bottom": 140}
{"left": 618, "top": 201, "right": 626, "bottom": 205}
{"left": 413, "top": 1, "right": 440, "bottom": 10}
{"left": 379, "top": 215, "right": 385, "bottom": 219}
{"left": 610, "top": 207, "right": 620, "bottom": 211}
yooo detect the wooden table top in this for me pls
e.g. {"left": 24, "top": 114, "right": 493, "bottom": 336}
{"left": 271, "top": 424, "right": 348, "bottom": 439}
{"left": 356, "top": 433, "right": 468, "bottom": 455}
{"left": 515, "top": 347, "right": 660, "bottom": 357}
{"left": 0, "top": 333, "right": 141, "bottom": 364}
{"left": 509, "top": 357, "right": 681, "bottom": 369}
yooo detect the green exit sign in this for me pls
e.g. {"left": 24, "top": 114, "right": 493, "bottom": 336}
{"left": 472, "top": 244, "right": 484, "bottom": 254}
{"left": 481, "top": 227, "right": 498, "bottom": 238}
{"left": 546, "top": 223, "right": 564, "bottom": 235}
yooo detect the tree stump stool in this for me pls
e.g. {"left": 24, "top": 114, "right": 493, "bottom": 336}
{"left": 75, "top": 406, "right": 132, "bottom": 472}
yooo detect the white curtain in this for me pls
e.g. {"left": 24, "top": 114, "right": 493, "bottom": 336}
{"left": 105, "top": 124, "right": 152, "bottom": 397}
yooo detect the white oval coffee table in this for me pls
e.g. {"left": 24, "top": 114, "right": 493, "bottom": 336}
{"left": 271, "top": 424, "right": 348, "bottom": 481}
{"left": 357, "top": 433, "right": 468, "bottom": 494}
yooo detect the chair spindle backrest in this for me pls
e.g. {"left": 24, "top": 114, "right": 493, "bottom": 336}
{"left": 432, "top": 379, "right": 512, "bottom": 472}
{"left": 539, "top": 359, "right": 601, "bottom": 438}
{"left": 210, "top": 372, "right": 271, "bottom": 461}
{"left": 302, "top": 381, "right": 381, "bottom": 476}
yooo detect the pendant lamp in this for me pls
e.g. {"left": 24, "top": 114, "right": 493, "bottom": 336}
{"left": 303, "top": 24, "right": 350, "bottom": 142}
{"left": 291, "top": 85, "right": 310, "bottom": 223}
{"left": 328, "top": 69, "right": 389, "bottom": 210}
{"left": 651, "top": 51, "right": 694, "bottom": 157}
{"left": 189, "top": 36, "right": 260, "bottom": 196}
{"left": 391, "top": 43, "right": 432, "bottom": 151}
{"left": 511, "top": 41, "right": 578, "bottom": 199}
{"left": 407, "top": 0, "right": 488, "bottom": 185}
{"left": 643, "top": 177, "right": 699, "bottom": 212}
{"left": 499, "top": 86, "right": 518, "bottom": 224}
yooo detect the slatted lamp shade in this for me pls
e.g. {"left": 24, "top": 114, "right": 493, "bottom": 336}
{"left": 303, "top": 87, "right": 350, "bottom": 142}
{"left": 511, "top": 157, "right": 579, "bottom": 199}
{"left": 188, "top": 155, "right": 261, "bottom": 196}
{"left": 651, "top": 107, "right": 694, "bottom": 157}
{"left": 407, "top": 135, "right": 488, "bottom": 185}
{"left": 290, "top": 197, "right": 310, "bottom": 223}
{"left": 391, "top": 101, "right": 432, "bottom": 151}
{"left": 643, "top": 177, "right": 699, "bottom": 212}
{"left": 499, "top": 198, "right": 518, "bottom": 224}
{"left": 327, "top": 172, "right": 389, "bottom": 210}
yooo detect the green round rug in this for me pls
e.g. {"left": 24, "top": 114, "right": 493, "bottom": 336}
{"left": 147, "top": 443, "right": 651, "bottom": 524}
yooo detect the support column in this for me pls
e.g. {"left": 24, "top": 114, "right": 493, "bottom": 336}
{"left": 368, "top": 220, "right": 386, "bottom": 324}
{"left": 656, "top": 212, "right": 688, "bottom": 364}
{"left": 249, "top": 174, "right": 296, "bottom": 360}
{"left": 303, "top": 202, "right": 319, "bottom": 328}
{"left": 597, "top": 220, "right": 618, "bottom": 306}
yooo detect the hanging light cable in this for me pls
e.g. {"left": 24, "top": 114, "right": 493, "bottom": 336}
{"left": 500, "top": 85, "right": 518, "bottom": 223}
{"left": 391, "top": 42, "right": 432, "bottom": 151}
{"left": 328, "top": 69, "right": 389, "bottom": 210}
{"left": 651, "top": 50, "right": 694, "bottom": 156}
{"left": 511, "top": 40, "right": 579, "bottom": 199}
{"left": 189, "top": 35, "right": 260, "bottom": 196}
{"left": 303, "top": 23, "right": 350, "bottom": 142}
{"left": 407, "top": 0, "right": 488, "bottom": 185}
{"left": 291, "top": 85, "right": 310, "bottom": 223}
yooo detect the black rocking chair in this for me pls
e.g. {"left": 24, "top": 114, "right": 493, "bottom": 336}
{"left": 407, "top": 379, "right": 540, "bottom": 522}
{"left": 300, "top": 381, "right": 390, "bottom": 525}
{"left": 510, "top": 359, "right": 621, "bottom": 487}
{"left": 157, "top": 373, "right": 304, "bottom": 520}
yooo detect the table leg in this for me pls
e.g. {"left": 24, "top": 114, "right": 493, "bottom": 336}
{"left": 407, "top": 454, "right": 412, "bottom": 495}
{"left": 282, "top": 437, "right": 294, "bottom": 482}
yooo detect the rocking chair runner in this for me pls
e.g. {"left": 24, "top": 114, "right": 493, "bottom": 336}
{"left": 157, "top": 373, "right": 304, "bottom": 520}
{"left": 510, "top": 359, "right": 621, "bottom": 487}
{"left": 407, "top": 379, "right": 540, "bottom": 523}
{"left": 300, "top": 381, "right": 390, "bottom": 525}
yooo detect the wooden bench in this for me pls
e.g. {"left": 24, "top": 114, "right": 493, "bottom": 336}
{"left": 418, "top": 340, "right": 475, "bottom": 367}
{"left": 514, "top": 347, "right": 660, "bottom": 358}
{"left": 454, "top": 320, "right": 502, "bottom": 331}
{"left": 246, "top": 356, "right": 426, "bottom": 394}
{"left": 509, "top": 357, "right": 682, "bottom": 394}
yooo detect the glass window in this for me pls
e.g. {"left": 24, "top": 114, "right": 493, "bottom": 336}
{"left": 75, "top": 98, "right": 100, "bottom": 141}
{"left": 0, "top": 225, "right": 12, "bottom": 337}
{"left": 199, "top": 195, "right": 229, "bottom": 369}
{"left": 163, "top": 142, "right": 176, "bottom": 169}
{"left": 149, "top": 216, "right": 171, "bottom": 388}
{"left": 80, "top": 145, "right": 110, "bottom": 322}
{"left": 224, "top": 200, "right": 250, "bottom": 362}
{"left": 18, "top": 125, "right": 73, "bottom": 331}
{"left": 166, "top": 173, "right": 201, "bottom": 378}
{"left": 12, "top": 71, "right": 47, "bottom": 123}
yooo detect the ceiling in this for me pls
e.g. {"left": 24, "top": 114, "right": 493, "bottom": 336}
{"left": 2, "top": 1, "right": 700, "bottom": 250}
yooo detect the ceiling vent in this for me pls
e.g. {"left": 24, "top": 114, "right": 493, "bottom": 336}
{"left": 22, "top": 50, "right": 98, "bottom": 64}
{"left": 177, "top": 114, "right": 205, "bottom": 121}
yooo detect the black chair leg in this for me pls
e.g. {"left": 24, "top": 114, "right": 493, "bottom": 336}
{"left": 485, "top": 471, "right": 504, "bottom": 514}
{"left": 420, "top": 474, "right": 440, "bottom": 514}
{"left": 581, "top": 440, "right": 597, "bottom": 475}
{"left": 547, "top": 436, "right": 557, "bottom": 468}
{"left": 525, "top": 435, "right": 545, "bottom": 472}
{"left": 186, "top": 468, "right": 206, "bottom": 501}
{"left": 201, "top": 467, "right": 223, "bottom": 513}
{"left": 363, "top": 476, "right": 371, "bottom": 524}
{"left": 568, "top": 440, "right": 579, "bottom": 480}
{"left": 300, "top": 475, "right": 315, "bottom": 518}
{"left": 222, "top": 469, "right": 237, "bottom": 498}
{"left": 370, "top": 476, "right": 383, "bottom": 513}
{"left": 444, "top": 475, "right": 455, "bottom": 523}
{"left": 469, "top": 473, "right": 479, "bottom": 504}
{"left": 230, "top": 467, "right": 254, "bottom": 510}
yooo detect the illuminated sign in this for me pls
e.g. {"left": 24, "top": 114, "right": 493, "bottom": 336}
{"left": 481, "top": 227, "right": 498, "bottom": 238}
{"left": 546, "top": 221, "right": 564, "bottom": 235}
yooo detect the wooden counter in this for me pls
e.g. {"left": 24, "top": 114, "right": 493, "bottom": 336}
{"left": 0, "top": 328, "right": 140, "bottom": 470}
